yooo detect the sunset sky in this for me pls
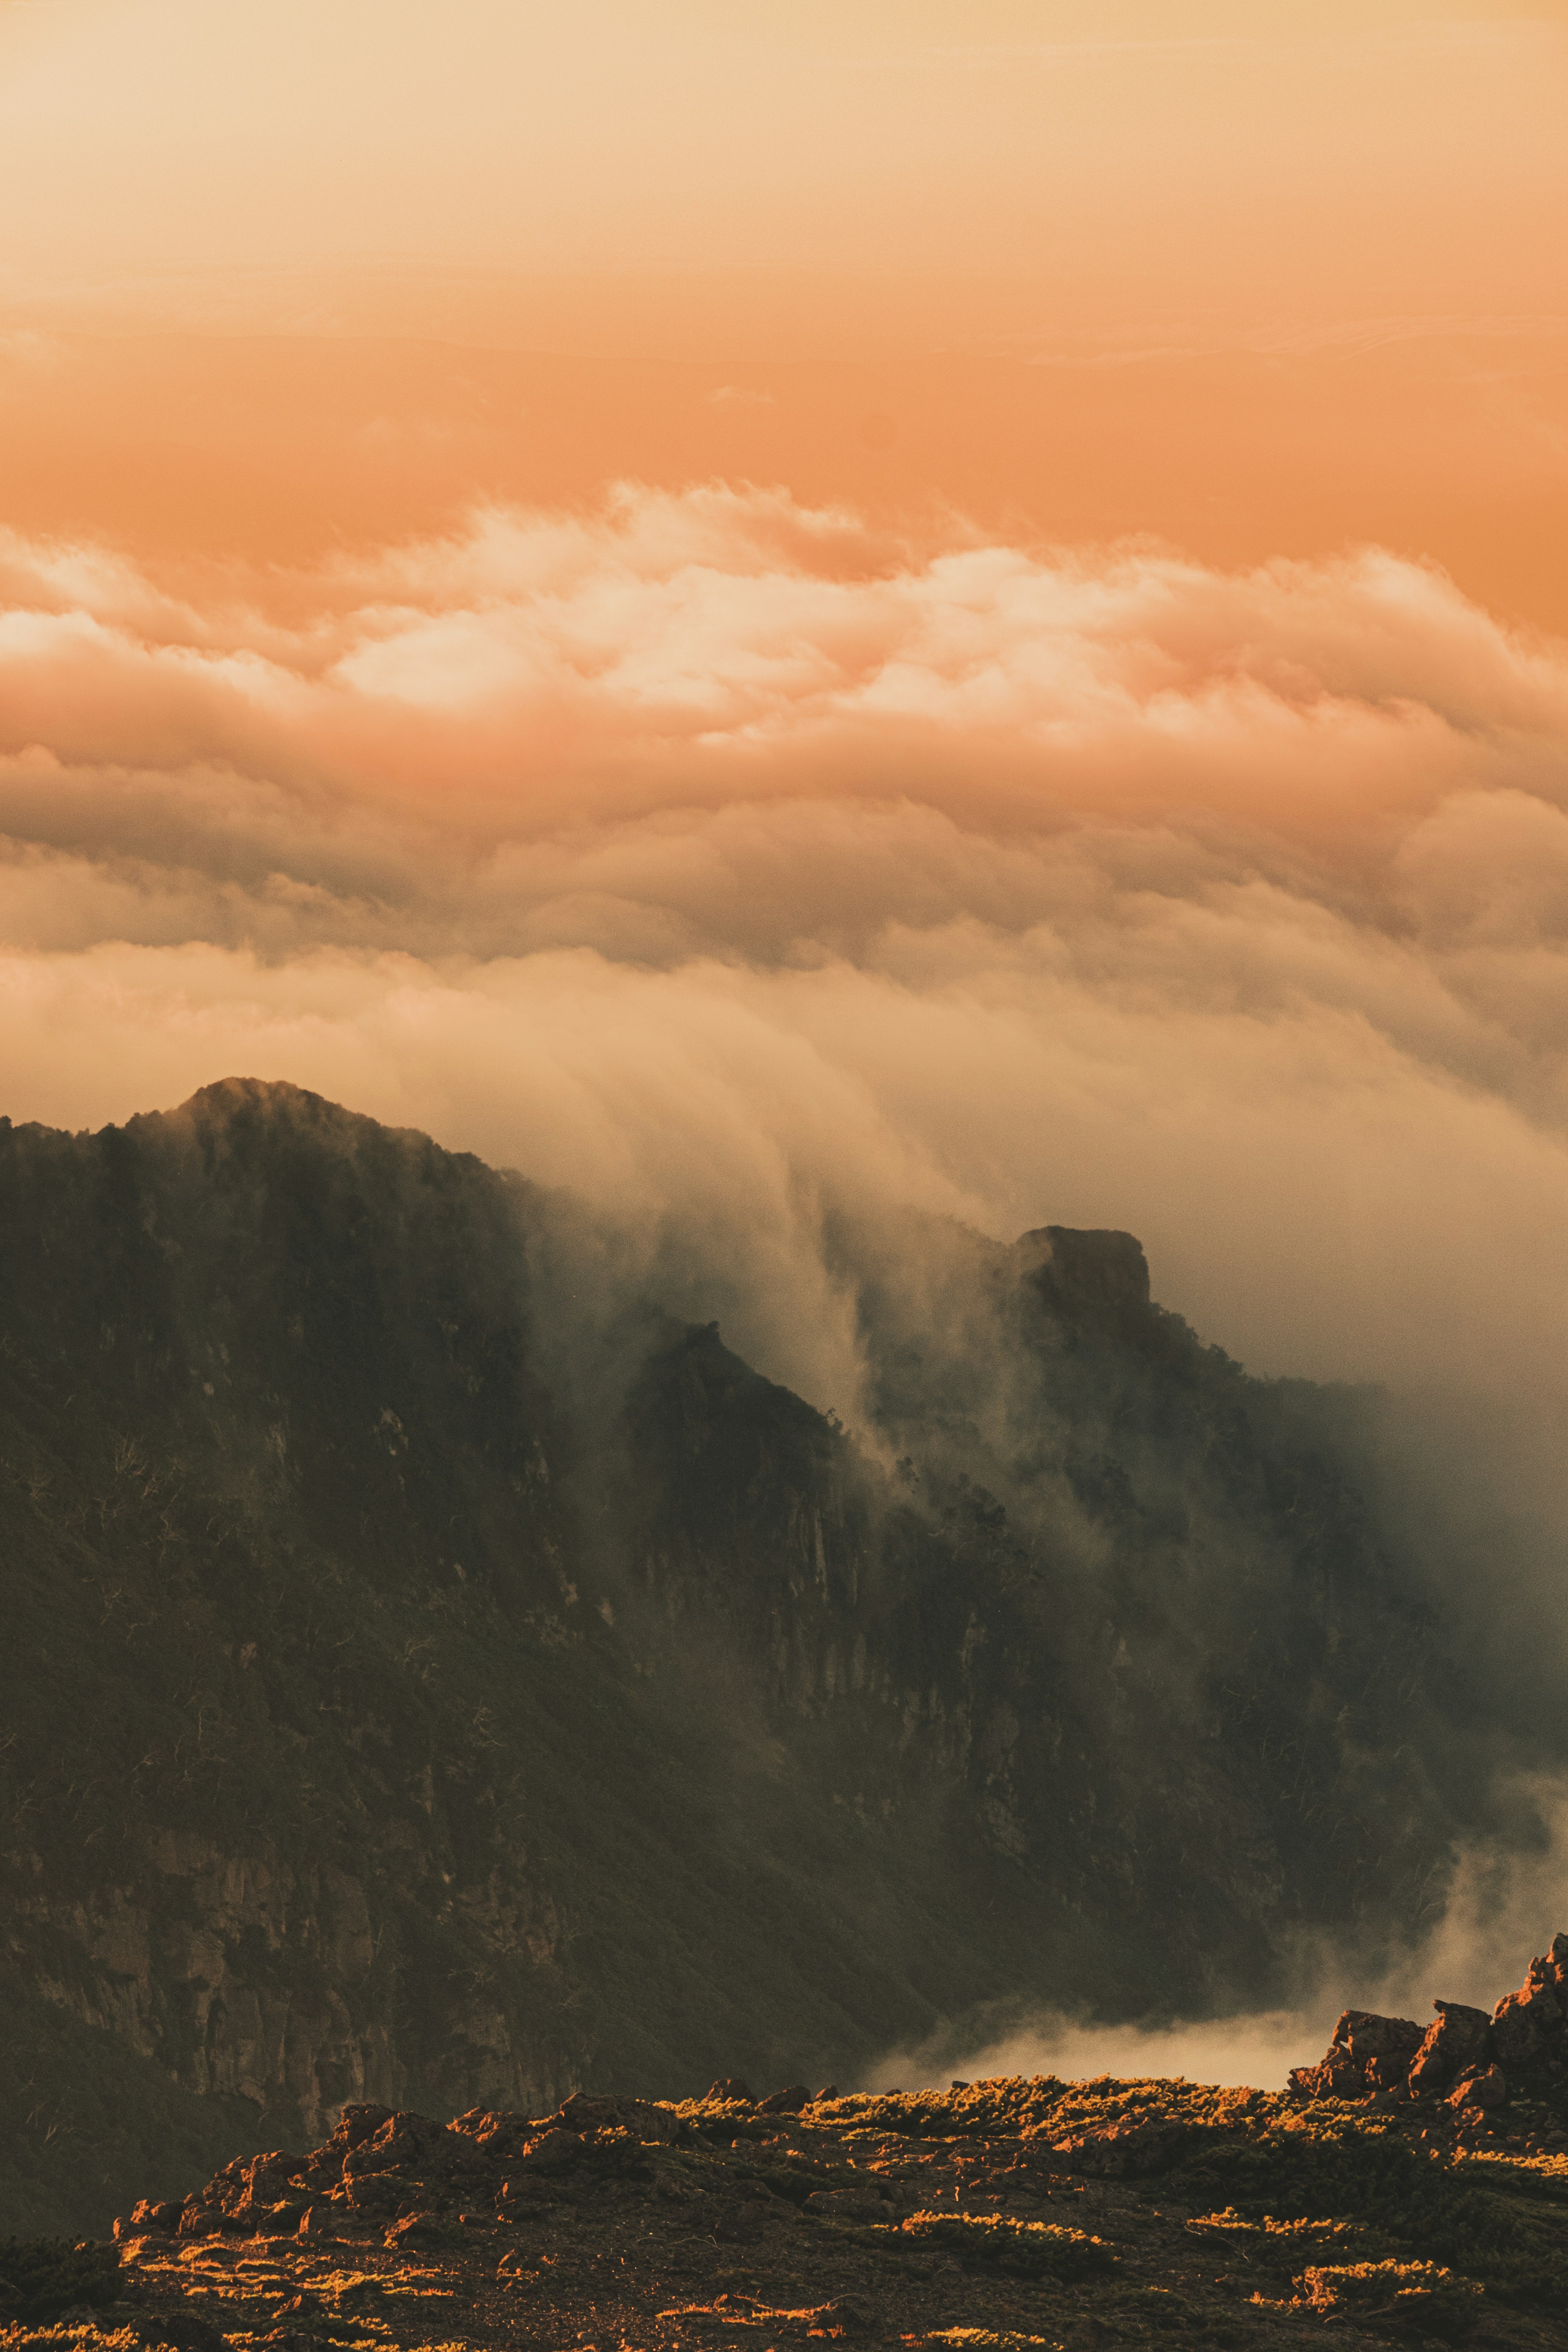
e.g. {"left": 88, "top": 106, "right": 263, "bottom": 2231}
{"left": 1, "top": 1, "right": 1566, "bottom": 1436}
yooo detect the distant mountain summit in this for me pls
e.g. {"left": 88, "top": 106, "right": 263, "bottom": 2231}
{"left": 0, "top": 1081, "right": 1517, "bottom": 2234}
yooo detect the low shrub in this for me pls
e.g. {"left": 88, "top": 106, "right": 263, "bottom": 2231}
{"left": 0, "top": 2242, "right": 122, "bottom": 2328}
{"left": 899, "top": 2212, "right": 1115, "bottom": 2280}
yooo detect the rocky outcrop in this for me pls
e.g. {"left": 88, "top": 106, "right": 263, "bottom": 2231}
{"left": 1289, "top": 1931, "right": 1568, "bottom": 2145}
{"left": 1285, "top": 2008, "right": 1425, "bottom": 2101}
{"left": 94, "top": 2049, "right": 1568, "bottom": 2347}
{"left": 1492, "top": 1939, "right": 1568, "bottom": 2065}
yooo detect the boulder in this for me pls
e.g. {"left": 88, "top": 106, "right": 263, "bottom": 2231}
{"left": 1448, "top": 2065, "right": 1507, "bottom": 2112}
{"left": 448, "top": 2108, "right": 537, "bottom": 2163}
{"left": 1492, "top": 1946, "right": 1568, "bottom": 2064}
{"left": 330, "top": 2104, "right": 394, "bottom": 2150}
{"left": 1408, "top": 2001, "right": 1492, "bottom": 2095}
{"left": 511, "top": 2128, "right": 584, "bottom": 2175}
{"left": 122, "top": 2201, "right": 181, "bottom": 2236}
{"left": 1492, "top": 1989, "right": 1555, "bottom": 2065}
{"left": 1342, "top": 2011, "right": 1425, "bottom": 2066}
{"left": 1286, "top": 2009, "right": 1423, "bottom": 2101}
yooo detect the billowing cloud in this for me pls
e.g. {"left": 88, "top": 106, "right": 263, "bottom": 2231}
{"left": 2, "top": 484, "right": 1567, "bottom": 1425}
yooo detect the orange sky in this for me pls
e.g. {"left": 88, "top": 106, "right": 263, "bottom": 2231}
{"left": 1, "top": 3, "right": 1564, "bottom": 621}
{"left": 1, "top": 3, "right": 1561, "bottom": 306}
{"left": 1, "top": 2, "right": 1567, "bottom": 1434}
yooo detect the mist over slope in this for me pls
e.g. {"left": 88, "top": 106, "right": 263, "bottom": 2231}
{"left": 1, "top": 1077, "right": 1558, "bottom": 2237}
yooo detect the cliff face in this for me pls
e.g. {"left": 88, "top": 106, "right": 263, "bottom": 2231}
{"left": 0, "top": 1080, "right": 1519, "bottom": 2235}
{"left": 0, "top": 1082, "right": 599, "bottom": 2229}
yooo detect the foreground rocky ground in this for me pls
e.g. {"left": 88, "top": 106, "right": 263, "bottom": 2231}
{"left": 8, "top": 1940, "right": 1568, "bottom": 2352}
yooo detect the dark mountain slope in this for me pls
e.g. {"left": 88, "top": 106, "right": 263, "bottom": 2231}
{"left": 0, "top": 1080, "right": 1533, "bottom": 2236}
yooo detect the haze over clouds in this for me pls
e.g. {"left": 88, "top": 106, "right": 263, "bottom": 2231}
{"left": 2, "top": 485, "right": 1567, "bottom": 1426}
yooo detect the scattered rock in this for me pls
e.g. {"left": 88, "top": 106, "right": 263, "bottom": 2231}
{"left": 512, "top": 2128, "right": 585, "bottom": 2174}
{"left": 706, "top": 2078, "right": 754, "bottom": 2103}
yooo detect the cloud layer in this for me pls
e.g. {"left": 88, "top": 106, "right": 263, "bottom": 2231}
{"left": 2, "top": 484, "right": 1567, "bottom": 1419}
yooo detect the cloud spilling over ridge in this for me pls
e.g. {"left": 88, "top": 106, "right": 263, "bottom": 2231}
{"left": 2, "top": 484, "right": 1568, "bottom": 1416}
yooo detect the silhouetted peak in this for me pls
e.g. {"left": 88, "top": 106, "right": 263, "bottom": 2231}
{"left": 184, "top": 1077, "right": 325, "bottom": 1112}
{"left": 162, "top": 1076, "right": 369, "bottom": 1136}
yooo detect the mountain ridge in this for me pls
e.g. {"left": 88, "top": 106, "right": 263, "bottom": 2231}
{"left": 0, "top": 1079, "right": 1544, "bottom": 2237}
